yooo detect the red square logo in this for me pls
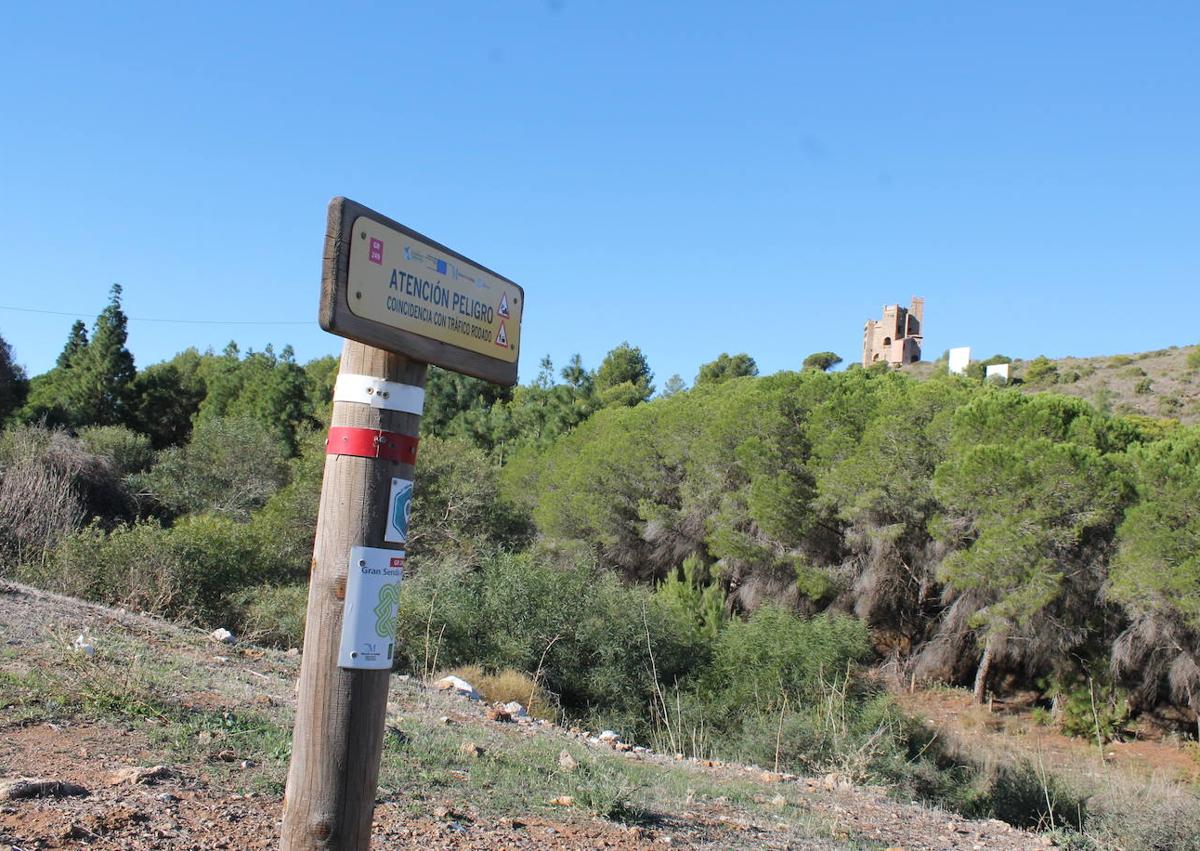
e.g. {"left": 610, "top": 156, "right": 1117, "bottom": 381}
{"left": 389, "top": 557, "right": 404, "bottom": 568}
{"left": 369, "top": 238, "right": 384, "bottom": 265}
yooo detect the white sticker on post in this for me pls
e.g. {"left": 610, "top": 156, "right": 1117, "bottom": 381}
{"left": 385, "top": 478, "right": 413, "bottom": 545}
{"left": 332, "top": 373, "right": 425, "bottom": 415}
{"left": 337, "top": 546, "right": 404, "bottom": 670}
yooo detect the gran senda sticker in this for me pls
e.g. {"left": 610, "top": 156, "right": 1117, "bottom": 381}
{"left": 337, "top": 546, "right": 404, "bottom": 670}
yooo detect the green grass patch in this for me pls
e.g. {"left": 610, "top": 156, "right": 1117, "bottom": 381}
{"left": 376, "top": 712, "right": 840, "bottom": 839}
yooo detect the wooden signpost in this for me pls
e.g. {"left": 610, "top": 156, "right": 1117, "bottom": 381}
{"left": 280, "top": 198, "right": 523, "bottom": 850}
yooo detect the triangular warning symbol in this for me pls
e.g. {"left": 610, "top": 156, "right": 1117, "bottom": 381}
{"left": 494, "top": 321, "right": 508, "bottom": 348}
{"left": 498, "top": 292, "right": 510, "bottom": 318}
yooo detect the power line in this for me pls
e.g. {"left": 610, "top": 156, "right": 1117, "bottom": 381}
{"left": 0, "top": 304, "right": 311, "bottom": 326}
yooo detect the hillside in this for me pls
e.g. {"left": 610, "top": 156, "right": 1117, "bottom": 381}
{"left": 0, "top": 581, "right": 1047, "bottom": 850}
{"left": 5, "top": 320, "right": 1200, "bottom": 849}
{"left": 902, "top": 344, "right": 1200, "bottom": 423}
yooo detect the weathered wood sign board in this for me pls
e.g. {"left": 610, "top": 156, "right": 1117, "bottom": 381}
{"left": 319, "top": 197, "right": 524, "bottom": 385}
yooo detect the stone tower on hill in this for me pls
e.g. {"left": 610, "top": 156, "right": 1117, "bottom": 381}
{"left": 862, "top": 297, "right": 924, "bottom": 367}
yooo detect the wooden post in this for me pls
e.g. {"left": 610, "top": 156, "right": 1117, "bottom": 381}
{"left": 280, "top": 340, "right": 426, "bottom": 850}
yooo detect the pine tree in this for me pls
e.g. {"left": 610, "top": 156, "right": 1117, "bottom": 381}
{"left": 56, "top": 321, "right": 89, "bottom": 368}
{"left": 196, "top": 343, "right": 318, "bottom": 453}
{"left": 72, "top": 283, "right": 137, "bottom": 425}
{"left": 660, "top": 374, "right": 687, "bottom": 397}
{"left": 0, "top": 332, "right": 29, "bottom": 423}
{"left": 129, "top": 348, "right": 208, "bottom": 447}
{"left": 696, "top": 353, "right": 758, "bottom": 385}
{"left": 802, "top": 351, "right": 842, "bottom": 372}
{"left": 933, "top": 437, "right": 1124, "bottom": 702}
{"left": 19, "top": 286, "right": 136, "bottom": 428}
{"left": 596, "top": 342, "right": 654, "bottom": 406}
{"left": 560, "top": 353, "right": 593, "bottom": 393}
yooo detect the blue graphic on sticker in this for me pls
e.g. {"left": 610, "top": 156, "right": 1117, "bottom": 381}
{"left": 436, "top": 259, "right": 447, "bottom": 274}
{"left": 390, "top": 480, "right": 413, "bottom": 543}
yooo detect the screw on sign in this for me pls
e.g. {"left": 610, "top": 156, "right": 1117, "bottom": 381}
{"left": 281, "top": 198, "right": 524, "bottom": 850}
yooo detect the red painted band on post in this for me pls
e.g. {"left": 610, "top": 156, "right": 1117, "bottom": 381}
{"left": 325, "top": 426, "right": 419, "bottom": 465}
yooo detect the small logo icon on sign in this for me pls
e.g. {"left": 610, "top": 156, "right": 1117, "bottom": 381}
{"left": 389, "top": 556, "right": 404, "bottom": 569}
{"left": 369, "top": 238, "right": 384, "bottom": 265}
{"left": 494, "top": 321, "right": 508, "bottom": 348}
{"left": 498, "top": 292, "right": 510, "bottom": 318}
{"left": 385, "top": 478, "right": 413, "bottom": 544}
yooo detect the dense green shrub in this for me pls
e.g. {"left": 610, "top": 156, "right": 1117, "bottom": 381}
{"left": 127, "top": 351, "right": 208, "bottom": 448}
{"left": 654, "top": 555, "right": 725, "bottom": 642}
{"left": 29, "top": 514, "right": 267, "bottom": 624}
{"left": 680, "top": 610, "right": 888, "bottom": 775}
{"left": 406, "top": 436, "right": 533, "bottom": 566}
{"left": 700, "top": 606, "right": 871, "bottom": 715}
{"left": 1023, "top": 356, "right": 1059, "bottom": 385}
{"left": 20, "top": 520, "right": 180, "bottom": 613}
{"left": 76, "top": 425, "right": 154, "bottom": 477}
{"left": 136, "top": 417, "right": 289, "bottom": 520}
{"left": 395, "top": 552, "right": 707, "bottom": 734}
{"left": 228, "top": 582, "right": 308, "bottom": 647}
{"left": 245, "top": 427, "right": 325, "bottom": 582}
{"left": 1051, "top": 675, "right": 1130, "bottom": 742}
{"left": 395, "top": 555, "right": 924, "bottom": 787}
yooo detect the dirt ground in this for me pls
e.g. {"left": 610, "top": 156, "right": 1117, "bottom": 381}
{"left": 897, "top": 688, "right": 1200, "bottom": 789}
{"left": 0, "top": 717, "right": 1044, "bottom": 850}
{"left": 1, "top": 582, "right": 1057, "bottom": 849}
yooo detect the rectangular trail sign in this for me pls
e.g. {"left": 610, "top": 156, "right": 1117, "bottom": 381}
{"left": 319, "top": 197, "right": 524, "bottom": 385}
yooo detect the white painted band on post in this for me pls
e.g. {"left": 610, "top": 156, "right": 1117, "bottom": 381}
{"left": 333, "top": 374, "right": 426, "bottom": 415}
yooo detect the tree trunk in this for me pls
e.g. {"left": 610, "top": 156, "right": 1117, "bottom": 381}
{"left": 973, "top": 640, "right": 994, "bottom": 705}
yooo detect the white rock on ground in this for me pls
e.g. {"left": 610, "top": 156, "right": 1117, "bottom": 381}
{"left": 209, "top": 628, "right": 235, "bottom": 644}
{"left": 501, "top": 701, "right": 528, "bottom": 717}
{"left": 434, "top": 675, "right": 481, "bottom": 700}
{"left": 72, "top": 634, "right": 94, "bottom": 656}
{"left": 598, "top": 730, "right": 620, "bottom": 743}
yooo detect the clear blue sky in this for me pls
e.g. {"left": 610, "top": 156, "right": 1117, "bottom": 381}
{"left": 2, "top": 2, "right": 1197, "bottom": 386}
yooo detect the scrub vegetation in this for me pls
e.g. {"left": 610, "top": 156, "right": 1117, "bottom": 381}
{"left": 1, "top": 290, "right": 1199, "bottom": 845}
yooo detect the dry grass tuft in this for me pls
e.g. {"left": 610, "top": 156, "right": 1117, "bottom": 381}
{"left": 441, "top": 664, "right": 558, "bottom": 721}
{"left": 1086, "top": 773, "right": 1200, "bottom": 851}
